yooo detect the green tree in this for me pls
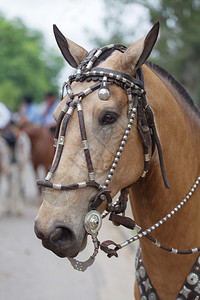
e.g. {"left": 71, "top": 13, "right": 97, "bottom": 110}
{"left": 0, "top": 14, "right": 64, "bottom": 110}
{"left": 90, "top": 0, "right": 200, "bottom": 105}
{"left": 145, "top": 0, "right": 200, "bottom": 104}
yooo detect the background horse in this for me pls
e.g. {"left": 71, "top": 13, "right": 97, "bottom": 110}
{"left": 0, "top": 127, "right": 36, "bottom": 215}
{"left": 34, "top": 23, "right": 200, "bottom": 299}
{"left": 20, "top": 122, "right": 54, "bottom": 173}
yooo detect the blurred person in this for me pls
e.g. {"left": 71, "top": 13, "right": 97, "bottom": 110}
{"left": 41, "top": 92, "right": 59, "bottom": 134}
{"left": 0, "top": 102, "right": 11, "bottom": 130}
{"left": 19, "top": 95, "right": 41, "bottom": 125}
{"left": 0, "top": 103, "right": 16, "bottom": 162}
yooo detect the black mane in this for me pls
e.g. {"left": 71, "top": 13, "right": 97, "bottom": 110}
{"left": 146, "top": 61, "right": 200, "bottom": 118}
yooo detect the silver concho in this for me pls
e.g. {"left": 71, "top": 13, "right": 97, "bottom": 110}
{"left": 98, "top": 88, "right": 110, "bottom": 100}
{"left": 148, "top": 292, "right": 156, "bottom": 300}
{"left": 84, "top": 210, "right": 102, "bottom": 235}
{"left": 195, "top": 282, "right": 200, "bottom": 293}
{"left": 187, "top": 272, "right": 198, "bottom": 285}
{"left": 139, "top": 266, "right": 146, "bottom": 278}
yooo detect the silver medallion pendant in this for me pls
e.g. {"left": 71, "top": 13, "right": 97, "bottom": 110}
{"left": 84, "top": 210, "right": 102, "bottom": 235}
{"left": 98, "top": 76, "right": 110, "bottom": 101}
{"left": 98, "top": 87, "right": 110, "bottom": 100}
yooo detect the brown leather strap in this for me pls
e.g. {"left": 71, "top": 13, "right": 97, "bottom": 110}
{"left": 88, "top": 67, "right": 144, "bottom": 89}
{"left": 77, "top": 101, "right": 94, "bottom": 174}
{"left": 137, "top": 96, "right": 152, "bottom": 150}
{"left": 49, "top": 112, "right": 72, "bottom": 174}
{"left": 145, "top": 104, "right": 170, "bottom": 189}
{"left": 89, "top": 190, "right": 112, "bottom": 210}
{"left": 109, "top": 213, "right": 136, "bottom": 230}
{"left": 100, "top": 240, "right": 122, "bottom": 258}
{"left": 37, "top": 179, "right": 100, "bottom": 191}
{"left": 107, "top": 187, "right": 129, "bottom": 214}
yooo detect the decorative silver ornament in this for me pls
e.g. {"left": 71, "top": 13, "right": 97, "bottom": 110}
{"left": 195, "top": 282, "right": 200, "bottom": 294}
{"left": 180, "top": 285, "right": 191, "bottom": 298}
{"left": 187, "top": 273, "right": 198, "bottom": 285}
{"left": 148, "top": 292, "right": 156, "bottom": 300}
{"left": 142, "top": 278, "right": 152, "bottom": 292}
{"left": 135, "top": 256, "right": 139, "bottom": 269}
{"left": 84, "top": 210, "right": 102, "bottom": 234}
{"left": 136, "top": 271, "right": 140, "bottom": 281}
{"left": 98, "top": 76, "right": 110, "bottom": 100}
{"left": 98, "top": 88, "right": 110, "bottom": 100}
{"left": 139, "top": 266, "right": 146, "bottom": 278}
{"left": 138, "top": 285, "right": 143, "bottom": 295}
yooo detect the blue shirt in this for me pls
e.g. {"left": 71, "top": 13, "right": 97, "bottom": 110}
{"left": 24, "top": 103, "right": 41, "bottom": 124}
{"left": 42, "top": 101, "right": 59, "bottom": 127}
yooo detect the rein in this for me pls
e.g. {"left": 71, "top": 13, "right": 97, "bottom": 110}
{"left": 37, "top": 44, "right": 199, "bottom": 271}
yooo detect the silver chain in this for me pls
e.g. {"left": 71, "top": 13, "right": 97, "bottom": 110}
{"left": 118, "top": 175, "right": 200, "bottom": 251}
{"left": 67, "top": 234, "right": 99, "bottom": 272}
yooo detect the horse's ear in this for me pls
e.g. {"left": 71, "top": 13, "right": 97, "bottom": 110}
{"left": 53, "top": 24, "right": 88, "bottom": 68}
{"left": 118, "top": 21, "right": 160, "bottom": 73}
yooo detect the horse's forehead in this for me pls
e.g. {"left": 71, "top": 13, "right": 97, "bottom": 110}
{"left": 97, "top": 50, "right": 122, "bottom": 69}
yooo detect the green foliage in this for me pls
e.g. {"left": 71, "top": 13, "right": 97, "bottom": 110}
{"left": 0, "top": 14, "right": 64, "bottom": 110}
{"left": 144, "top": 0, "right": 200, "bottom": 104}
{"left": 91, "top": 0, "right": 200, "bottom": 105}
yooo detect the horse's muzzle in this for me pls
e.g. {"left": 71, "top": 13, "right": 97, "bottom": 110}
{"left": 34, "top": 221, "right": 77, "bottom": 258}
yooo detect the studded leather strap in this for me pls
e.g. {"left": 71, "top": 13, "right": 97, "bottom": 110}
{"left": 135, "top": 247, "right": 200, "bottom": 300}
{"left": 135, "top": 247, "right": 159, "bottom": 300}
{"left": 177, "top": 257, "right": 200, "bottom": 299}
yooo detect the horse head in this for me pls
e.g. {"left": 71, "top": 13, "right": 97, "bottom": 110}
{"left": 34, "top": 22, "right": 160, "bottom": 259}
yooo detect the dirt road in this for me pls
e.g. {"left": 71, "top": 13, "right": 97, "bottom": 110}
{"left": 0, "top": 204, "right": 137, "bottom": 300}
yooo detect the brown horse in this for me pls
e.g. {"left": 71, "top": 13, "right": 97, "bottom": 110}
{"left": 34, "top": 22, "right": 200, "bottom": 299}
{"left": 20, "top": 122, "right": 54, "bottom": 172}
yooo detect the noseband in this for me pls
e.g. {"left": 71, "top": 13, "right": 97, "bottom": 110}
{"left": 37, "top": 44, "right": 200, "bottom": 271}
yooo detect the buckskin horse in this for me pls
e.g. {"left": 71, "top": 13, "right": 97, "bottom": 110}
{"left": 34, "top": 22, "right": 200, "bottom": 299}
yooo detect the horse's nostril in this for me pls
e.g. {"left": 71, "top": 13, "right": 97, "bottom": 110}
{"left": 34, "top": 223, "right": 44, "bottom": 240}
{"left": 50, "top": 225, "right": 75, "bottom": 249}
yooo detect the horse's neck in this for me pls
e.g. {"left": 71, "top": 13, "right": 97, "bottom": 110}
{"left": 130, "top": 66, "right": 200, "bottom": 299}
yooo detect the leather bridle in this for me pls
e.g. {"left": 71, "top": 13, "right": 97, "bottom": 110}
{"left": 37, "top": 44, "right": 168, "bottom": 194}
{"left": 38, "top": 44, "right": 197, "bottom": 271}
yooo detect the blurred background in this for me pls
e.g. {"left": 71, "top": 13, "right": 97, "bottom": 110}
{"left": 0, "top": 0, "right": 200, "bottom": 109}
{"left": 0, "top": 1, "right": 199, "bottom": 300}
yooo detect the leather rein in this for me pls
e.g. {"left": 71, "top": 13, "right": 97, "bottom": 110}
{"left": 37, "top": 44, "right": 200, "bottom": 271}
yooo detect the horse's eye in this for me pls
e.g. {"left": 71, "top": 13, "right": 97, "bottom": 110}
{"left": 99, "top": 112, "right": 119, "bottom": 125}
